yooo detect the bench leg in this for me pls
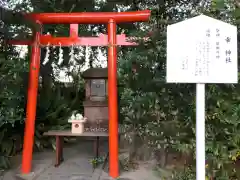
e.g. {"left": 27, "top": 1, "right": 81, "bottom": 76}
{"left": 55, "top": 136, "right": 64, "bottom": 167}
{"left": 95, "top": 136, "right": 100, "bottom": 159}
{"left": 60, "top": 136, "right": 64, "bottom": 161}
{"left": 102, "top": 151, "right": 123, "bottom": 171}
{"left": 93, "top": 136, "right": 100, "bottom": 168}
{"left": 102, "top": 151, "right": 109, "bottom": 170}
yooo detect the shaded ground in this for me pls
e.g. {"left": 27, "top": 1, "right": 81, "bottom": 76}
{"left": 0, "top": 140, "right": 160, "bottom": 180}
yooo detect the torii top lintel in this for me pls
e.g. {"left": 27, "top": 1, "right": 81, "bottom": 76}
{"left": 9, "top": 10, "right": 151, "bottom": 47}
{"left": 25, "top": 10, "right": 151, "bottom": 24}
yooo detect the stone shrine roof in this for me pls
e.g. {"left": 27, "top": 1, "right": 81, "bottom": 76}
{"left": 82, "top": 68, "right": 108, "bottom": 79}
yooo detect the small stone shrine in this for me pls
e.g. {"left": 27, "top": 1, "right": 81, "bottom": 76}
{"left": 82, "top": 68, "right": 108, "bottom": 131}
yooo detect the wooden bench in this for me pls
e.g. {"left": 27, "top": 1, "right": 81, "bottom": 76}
{"left": 43, "top": 130, "right": 108, "bottom": 167}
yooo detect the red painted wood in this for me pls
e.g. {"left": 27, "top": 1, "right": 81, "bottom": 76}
{"left": 8, "top": 34, "right": 141, "bottom": 46}
{"left": 107, "top": 19, "right": 119, "bottom": 178}
{"left": 21, "top": 32, "right": 41, "bottom": 174}
{"left": 24, "top": 10, "right": 151, "bottom": 24}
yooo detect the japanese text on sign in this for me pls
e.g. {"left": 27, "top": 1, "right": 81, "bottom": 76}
{"left": 166, "top": 15, "right": 238, "bottom": 84}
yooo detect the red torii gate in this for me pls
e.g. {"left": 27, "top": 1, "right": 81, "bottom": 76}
{"left": 9, "top": 10, "right": 151, "bottom": 178}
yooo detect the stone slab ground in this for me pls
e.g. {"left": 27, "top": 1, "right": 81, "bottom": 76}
{"left": 1, "top": 140, "right": 160, "bottom": 180}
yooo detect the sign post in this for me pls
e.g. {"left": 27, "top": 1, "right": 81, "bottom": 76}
{"left": 166, "top": 15, "right": 238, "bottom": 180}
{"left": 196, "top": 83, "right": 205, "bottom": 179}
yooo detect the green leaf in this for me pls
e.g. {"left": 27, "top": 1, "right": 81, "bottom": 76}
{"left": 211, "top": 0, "right": 225, "bottom": 10}
{"left": 233, "top": 8, "right": 240, "bottom": 18}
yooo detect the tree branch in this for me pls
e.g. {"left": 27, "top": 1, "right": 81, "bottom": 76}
{"left": 0, "top": 6, "right": 41, "bottom": 31}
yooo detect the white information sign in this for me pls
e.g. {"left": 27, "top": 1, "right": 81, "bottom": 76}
{"left": 166, "top": 15, "right": 238, "bottom": 180}
{"left": 166, "top": 15, "right": 238, "bottom": 84}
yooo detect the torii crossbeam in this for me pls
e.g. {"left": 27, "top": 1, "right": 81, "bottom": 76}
{"left": 9, "top": 10, "right": 151, "bottom": 178}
